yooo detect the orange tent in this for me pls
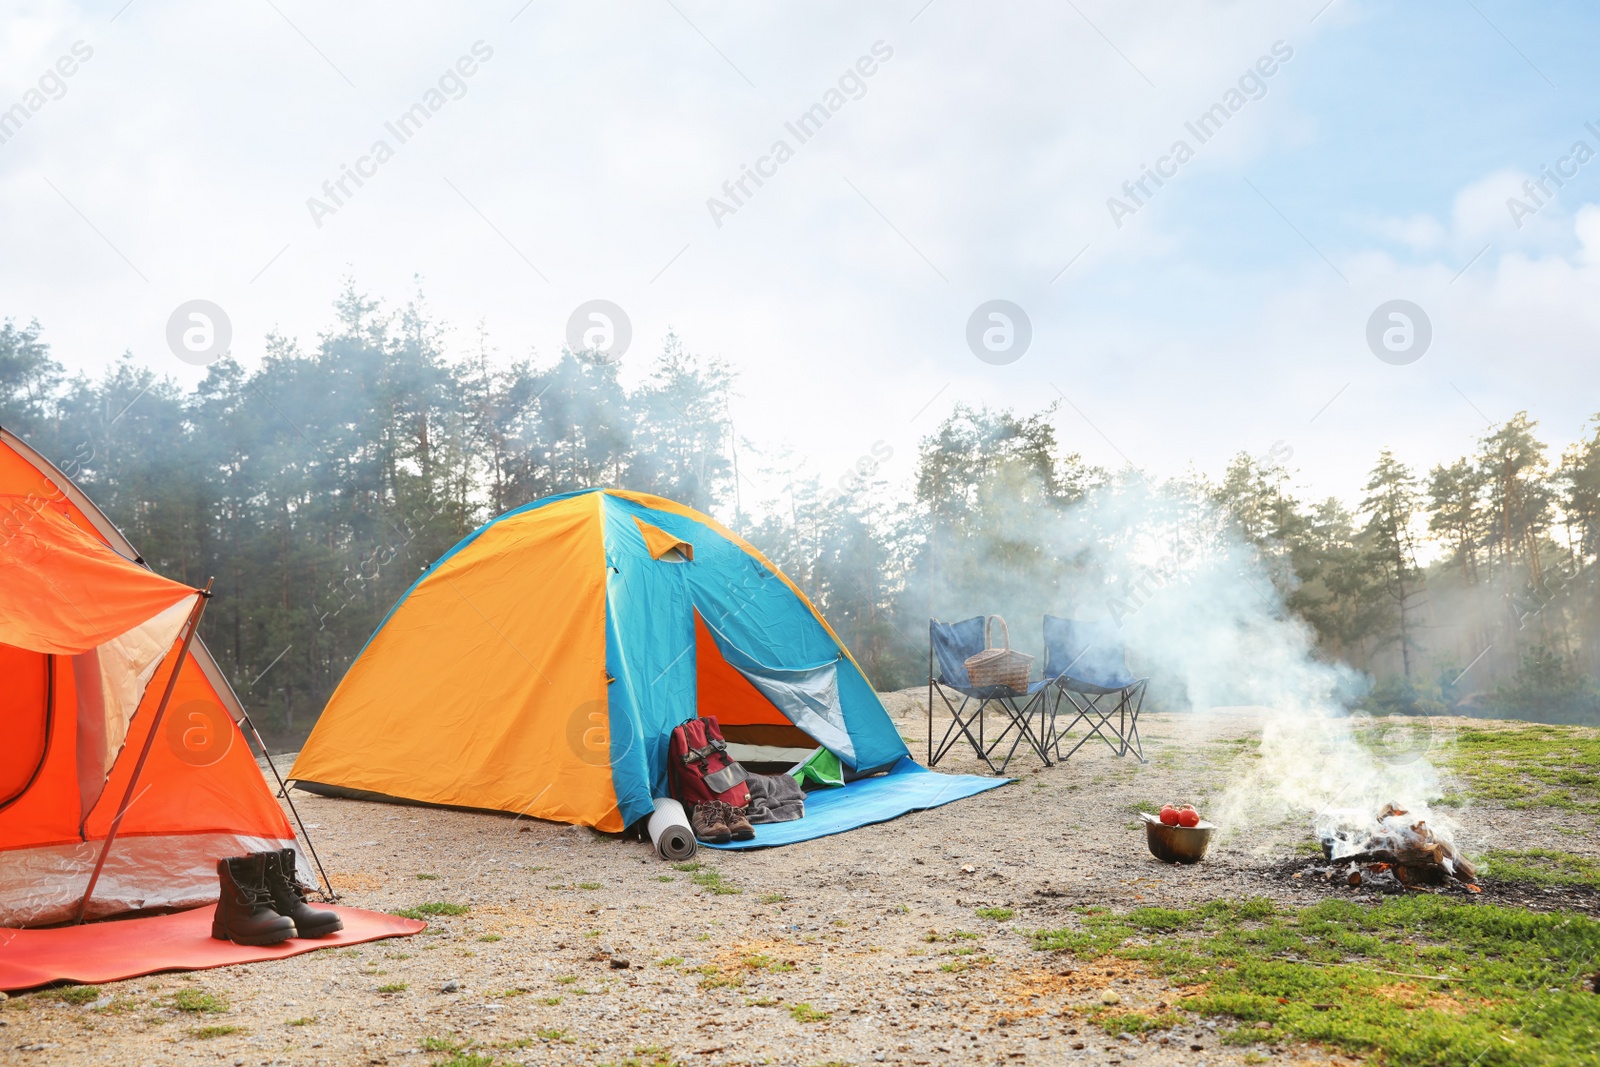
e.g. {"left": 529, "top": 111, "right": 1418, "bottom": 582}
{"left": 0, "top": 429, "right": 298, "bottom": 926}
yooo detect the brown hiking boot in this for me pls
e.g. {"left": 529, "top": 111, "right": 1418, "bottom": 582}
{"left": 722, "top": 801, "right": 755, "bottom": 841}
{"left": 690, "top": 802, "right": 731, "bottom": 844}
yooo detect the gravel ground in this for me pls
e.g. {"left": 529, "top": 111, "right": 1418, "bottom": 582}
{"left": 4, "top": 696, "right": 1587, "bottom": 1067}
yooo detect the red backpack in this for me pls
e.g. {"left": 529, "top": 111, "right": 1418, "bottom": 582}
{"left": 668, "top": 716, "right": 750, "bottom": 808}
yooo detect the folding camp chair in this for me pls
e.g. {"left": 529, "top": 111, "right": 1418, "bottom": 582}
{"left": 928, "top": 617, "right": 1054, "bottom": 775}
{"left": 1042, "top": 616, "right": 1148, "bottom": 762}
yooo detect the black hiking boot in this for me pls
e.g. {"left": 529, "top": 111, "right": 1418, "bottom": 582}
{"left": 211, "top": 855, "right": 296, "bottom": 946}
{"left": 259, "top": 849, "right": 343, "bottom": 938}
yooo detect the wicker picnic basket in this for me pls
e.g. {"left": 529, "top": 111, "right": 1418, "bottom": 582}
{"left": 963, "top": 615, "right": 1033, "bottom": 694}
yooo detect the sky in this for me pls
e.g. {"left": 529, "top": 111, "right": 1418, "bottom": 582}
{"left": 2, "top": 0, "right": 1598, "bottom": 511}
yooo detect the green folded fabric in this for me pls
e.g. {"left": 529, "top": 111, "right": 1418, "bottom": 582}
{"left": 789, "top": 746, "right": 844, "bottom": 788}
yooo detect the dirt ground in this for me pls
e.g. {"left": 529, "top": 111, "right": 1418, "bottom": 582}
{"left": 5, "top": 696, "right": 1591, "bottom": 1067}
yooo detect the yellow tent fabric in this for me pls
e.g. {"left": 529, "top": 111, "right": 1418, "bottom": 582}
{"left": 289, "top": 494, "right": 621, "bottom": 828}
{"left": 633, "top": 517, "right": 693, "bottom": 561}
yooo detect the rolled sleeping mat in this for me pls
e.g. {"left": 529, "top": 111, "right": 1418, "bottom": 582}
{"left": 647, "top": 797, "right": 697, "bottom": 861}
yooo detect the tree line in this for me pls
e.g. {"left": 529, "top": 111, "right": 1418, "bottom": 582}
{"left": 3, "top": 287, "right": 1597, "bottom": 739}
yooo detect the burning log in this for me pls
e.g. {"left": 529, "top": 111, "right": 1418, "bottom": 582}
{"left": 1315, "top": 803, "right": 1476, "bottom": 889}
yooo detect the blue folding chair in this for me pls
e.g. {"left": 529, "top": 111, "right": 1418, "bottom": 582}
{"left": 1042, "top": 616, "right": 1148, "bottom": 762}
{"left": 928, "top": 617, "right": 1054, "bottom": 774}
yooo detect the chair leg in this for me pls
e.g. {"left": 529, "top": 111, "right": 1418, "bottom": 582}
{"left": 983, "top": 694, "right": 1045, "bottom": 774}
{"left": 931, "top": 687, "right": 1002, "bottom": 774}
{"left": 1053, "top": 690, "right": 1127, "bottom": 760}
{"left": 1122, "top": 680, "right": 1148, "bottom": 762}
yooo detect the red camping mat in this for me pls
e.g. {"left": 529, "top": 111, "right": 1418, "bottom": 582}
{"left": 0, "top": 905, "right": 424, "bottom": 992}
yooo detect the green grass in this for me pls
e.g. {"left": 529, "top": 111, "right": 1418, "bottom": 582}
{"left": 671, "top": 861, "right": 702, "bottom": 872}
{"left": 1033, "top": 895, "right": 1600, "bottom": 1065}
{"left": 600, "top": 1046, "right": 677, "bottom": 1067}
{"left": 976, "top": 906, "right": 1015, "bottom": 921}
{"left": 534, "top": 1027, "right": 565, "bottom": 1040}
{"left": 656, "top": 875, "right": 674, "bottom": 882}
{"left": 39, "top": 985, "right": 99, "bottom": 1005}
{"left": 741, "top": 953, "right": 793, "bottom": 972}
{"left": 434, "top": 1054, "right": 493, "bottom": 1067}
{"left": 787, "top": 1002, "right": 830, "bottom": 1023}
{"left": 758, "top": 892, "right": 787, "bottom": 904}
{"left": 377, "top": 982, "right": 408, "bottom": 994}
{"left": 1434, "top": 724, "right": 1600, "bottom": 812}
{"left": 171, "top": 989, "right": 227, "bottom": 1014}
{"left": 286, "top": 1016, "right": 316, "bottom": 1026}
{"left": 1484, "top": 848, "right": 1600, "bottom": 887}
{"left": 416, "top": 873, "right": 439, "bottom": 880}
{"left": 422, "top": 1035, "right": 461, "bottom": 1052}
{"left": 392, "top": 901, "right": 470, "bottom": 919}
{"left": 689, "top": 867, "right": 742, "bottom": 895}
{"left": 190, "top": 1024, "right": 239, "bottom": 1039}
{"left": 939, "top": 955, "right": 993, "bottom": 973}
{"left": 478, "top": 934, "right": 503, "bottom": 942}
{"left": 655, "top": 956, "right": 684, "bottom": 967}
{"left": 578, "top": 882, "right": 602, "bottom": 890}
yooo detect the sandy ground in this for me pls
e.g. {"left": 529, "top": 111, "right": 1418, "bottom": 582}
{"left": 4, "top": 696, "right": 1590, "bottom": 1067}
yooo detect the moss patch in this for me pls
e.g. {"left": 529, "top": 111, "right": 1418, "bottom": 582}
{"left": 1435, "top": 724, "right": 1600, "bottom": 812}
{"left": 1033, "top": 896, "right": 1600, "bottom": 1065}
{"left": 1484, "top": 848, "right": 1600, "bottom": 887}
{"left": 393, "top": 901, "right": 469, "bottom": 919}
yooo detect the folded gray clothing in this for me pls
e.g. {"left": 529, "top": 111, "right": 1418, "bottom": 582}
{"left": 745, "top": 772, "right": 805, "bottom": 824}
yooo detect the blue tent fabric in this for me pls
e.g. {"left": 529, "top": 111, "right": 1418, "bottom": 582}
{"left": 1043, "top": 615, "right": 1137, "bottom": 693}
{"left": 702, "top": 757, "right": 1010, "bottom": 850}
{"left": 599, "top": 493, "right": 910, "bottom": 827}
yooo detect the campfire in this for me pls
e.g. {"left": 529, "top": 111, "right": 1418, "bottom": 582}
{"left": 1310, "top": 803, "right": 1477, "bottom": 894}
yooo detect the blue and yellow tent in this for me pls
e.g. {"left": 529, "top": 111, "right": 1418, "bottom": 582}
{"left": 292, "top": 490, "right": 989, "bottom": 838}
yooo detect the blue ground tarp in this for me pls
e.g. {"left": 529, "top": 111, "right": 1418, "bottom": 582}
{"left": 702, "top": 756, "right": 1010, "bottom": 850}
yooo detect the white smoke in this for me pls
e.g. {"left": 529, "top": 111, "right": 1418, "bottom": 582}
{"left": 927, "top": 471, "right": 1460, "bottom": 847}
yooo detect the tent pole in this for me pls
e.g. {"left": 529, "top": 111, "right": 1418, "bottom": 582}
{"left": 75, "top": 581, "right": 212, "bottom": 925}
{"left": 236, "top": 707, "right": 337, "bottom": 902}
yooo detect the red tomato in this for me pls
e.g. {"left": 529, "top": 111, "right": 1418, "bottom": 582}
{"left": 1159, "top": 805, "right": 1179, "bottom": 826}
{"left": 1178, "top": 808, "right": 1200, "bottom": 827}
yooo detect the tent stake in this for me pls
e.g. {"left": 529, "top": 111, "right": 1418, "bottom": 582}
{"left": 76, "top": 580, "right": 212, "bottom": 925}
{"left": 236, "top": 707, "right": 337, "bottom": 902}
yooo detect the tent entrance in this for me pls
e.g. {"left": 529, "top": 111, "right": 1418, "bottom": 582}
{"left": 0, "top": 647, "right": 52, "bottom": 811}
{"left": 693, "top": 612, "right": 815, "bottom": 765}
{"left": 691, "top": 611, "right": 857, "bottom": 767}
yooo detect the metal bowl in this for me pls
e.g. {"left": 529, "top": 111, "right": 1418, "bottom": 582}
{"left": 1141, "top": 813, "right": 1216, "bottom": 864}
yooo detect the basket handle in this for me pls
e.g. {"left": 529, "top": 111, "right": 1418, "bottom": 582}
{"left": 985, "top": 614, "right": 1010, "bottom": 651}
